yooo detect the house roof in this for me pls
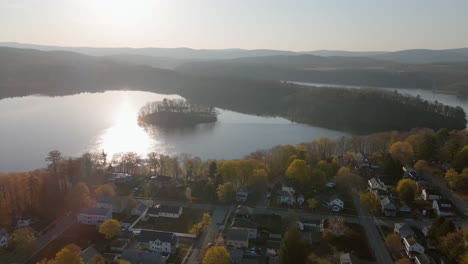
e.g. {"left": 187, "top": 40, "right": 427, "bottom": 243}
{"left": 135, "top": 201, "right": 149, "bottom": 212}
{"left": 368, "top": 177, "right": 383, "bottom": 188}
{"left": 80, "top": 246, "right": 102, "bottom": 263}
{"left": 394, "top": 223, "right": 414, "bottom": 236}
{"left": 80, "top": 207, "right": 111, "bottom": 216}
{"left": 138, "top": 230, "right": 177, "bottom": 244}
{"left": 148, "top": 205, "right": 181, "bottom": 215}
{"left": 120, "top": 250, "right": 165, "bottom": 264}
{"left": 0, "top": 228, "right": 8, "bottom": 238}
{"left": 226, "top": 229, "right": 249, "bottom": 241}
{"left": 236, "top": 205, "right": 253, "bottom": 215}
{"left": 423, "top": 189, "right": 441, "bottom": 196}
{"left": 237, "top": 187, "right": 248, "bottom": 193}
{"left": 326, "top": 195, "right": 342, "bottom": 204}
{"left": 340, "top": 253, "right": 352, "bottom": 264}
{"left": 280, "top": 190, "right": 294, "bottom": 198}
{"left": 231, "top": 218, "right": 257, "bottom": 229}
{"left": 415, "top": 254, "right": 434, "bottom": 264}
{"left": 404, "top": 236, "right": 421, "bottom": 247}
{"left": 381, "top": 197, "right": 397, "bottom": 210}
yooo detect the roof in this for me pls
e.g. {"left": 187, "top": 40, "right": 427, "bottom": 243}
{"left": 266, "top": 240, "right": 281, "bottom": 250}
{"left": 368, "top": 177, "right": 383, "bottom": 188}
{"left": 394, "top": 223, "right": 414, "bottom": 236}
{"left": 404, "top": 236, "right": 421, "bottom": 247}
{"left": 138, "top": 230, "right": 177, "bottom": 244}
{"left": 236, "top": 205, "right": 253, "bottom": 215}
{"left": 326, "top": 195, "right": 342, "bottom": 203}
{"left": 280, "top": 190, "right": 294, "bottom": 198}
{"left": 80, "top": 246, "right": 102, "bottom": 263}
{"left": 226, "top": 229, "right": 249, "bottom": 242}
{"left": 381, "top": 197, "right": 397, "bottom": 210}
{"left": 121, "top": 250, "right": 165, "bottom": 264}
{"left": 80, "top": 207, "right": 111, "bottom": 216}
{"left": 340, "top": 253, "right": 352, "bottom": 264}
{"left": 135, "top": 201, "right": 149, "bottom": 212}
{"left": 0, "top": 228, "right": 8, "bottom": 238}
{"left": 415, "top": 254, "right": 434, "bottom": 264}
{"left": 231, "top": 218, "right": 257, "bottom": 229}
{"left": 148, "top": 204, "right": 181, "bottom": 215}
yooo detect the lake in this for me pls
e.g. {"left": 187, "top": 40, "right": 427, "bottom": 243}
{"left": 0, "top": 91, "right": 349, "bottom": 172}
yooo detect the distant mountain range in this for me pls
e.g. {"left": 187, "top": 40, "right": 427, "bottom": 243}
{"left": 1, "top": 42, "right": 468, "bottom": 64}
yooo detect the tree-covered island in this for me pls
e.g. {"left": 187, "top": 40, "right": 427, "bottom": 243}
{"left": 138, "top": 98, "right": 218, "bottom": 126}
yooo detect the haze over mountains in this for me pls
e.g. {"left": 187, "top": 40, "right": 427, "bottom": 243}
{"left": 2, "top": 42, "right": 468, "bottom": 65}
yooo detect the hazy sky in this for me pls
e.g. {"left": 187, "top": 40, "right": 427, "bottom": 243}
{"left": 1, "top": 0, "right": 468, "bottom": 51}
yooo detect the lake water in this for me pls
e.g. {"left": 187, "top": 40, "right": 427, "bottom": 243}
{"left": 0, "top": 91, "right": 349, "bottom": 172}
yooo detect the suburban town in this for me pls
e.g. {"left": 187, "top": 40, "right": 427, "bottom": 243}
{"left": 1, "top": 129, "right": 467, "bottom": 264}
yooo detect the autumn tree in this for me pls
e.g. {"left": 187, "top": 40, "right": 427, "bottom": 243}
{"left": 334, "top": 173, "right": 363, "bottom": 193}
{"left": 306, "top": 253, "right": 331, "bottom": 264}
{"left": 360, "top": 192, "right": 380, "bottom": 213}
{"left": 216, "top": 182, "right": 235, "bottom": 203}
{"left": 389, "top": 141, "right": 414, "bottom": 164}
{"left": 307, "top": 198, "right": 318, "bottom": 211}
{"left": 279, "top": 224, "right": 307, "bottom": 264}
{"left": 53, "top": 244, "right": 83, "bottom": 264}
{"left": 65, "top": 182, "right": 93, "bottom": 211}
{"left": 190, "top": 213, "right": 212, "bottom": 236}
{"left": 99, "top": 219, "right": 121, "bottom": 239}
{"left": 336, "top": 167, "right": 351, "bottom": 176}
{"left": 396, "top": 179, "right": 417, "bottom": 205}
{"left": 309, "top": 168, "right": 327, "bottom": 191}
{"left": 94, "top": 183, "right": 116, "bottom": 197}
{"left": 385, "top": 234, "right": 403, "bottom": 256}
{"left": 46, "top": 150, "right": 63, "bottom": 174}
{"left": 453, "top": 145, "right": 468, "bottom": 171}
{"left": 286, "top": 159, "right": 310, "bottom": 186}
{"left": 10, "top": 227, "right": 36, "bottom": 253}
{"left": 396, "top": 258, "right": 411, "bottom": 264}
{"left": 203, "top": 246, "right": 230, "bottom": 264}
{"left": 413, "top": 160, "right": 429, "bottom": 175}
{"left": 440, "top": 231, "right": 466, "bottom": 263}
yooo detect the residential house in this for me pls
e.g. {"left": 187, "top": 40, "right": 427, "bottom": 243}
{"left": 281, "top": 185, "right": 295, "bottom": 194}
{"left": 415, "top": 254, "right": 436, "bottom": 264}
{"left": 432, "top": 200, "right": 455, "bottom": 216}
{"left": 138, "top": 230, "right": 178, "bottom": 254}
{"left": 326, "top": 181, "right": 336, "bottom": 188}
{"left": 322, "top": 196, "right": 344, "bottom": 212}
{"left": 296, "top": 194, "right": 305, "bottom": 205}
{"left": 95, "top": 196, "right": 127, "bottom": 213}
{"left": 80, "top": 246, "right": 102, "bottom": 264}
{"left": 230, "top": 218, "right": 257, "bottom": 239}
{"left": 403, "top": 166, "right": 421, "bottom": 181}
{"left": 380, "top": 197, "right": 397, "bottom": 217}
{"left": 403, "top": 236, "right": 425, "bottom": 258}
{"left": 235, "top": 205, "right": 253, "bottom": 218}
{"left": 421, "top": 189, "right": 442, "bottom": 201}
{"left": 110, "top": 239, "right": 129, "bottom": 252}
{"left": 372, "top": 188, "right": 389, "bottom": 199}
{"left": 109, "top": 173, "right": 132, "bottom": 183}
{"left": 16, "top": 218, "right": 32, "bottom": 228}
{"left": 151, "top": 175, "right": 174, "bottom": 189}
{"left": 236, "top": 187, "right": 248, "bottom": 202}
{"left": 78, "top": 207, "right": 112, "bottom": 227}
{"left": 120, "top": 250, "right": 167, "bottom": 264}
{"left": 368, "top": 177, "right": 386, "bottom": 191}
{"left": 394, "top": 223, "right": 415, "bottom": 238}
{"left": 132, "top": 201, "right": 149, "bottom": 216}
{"left": 0, "top": 228, "right": 9, "bottom": 248}
{"left": 147, "top": 205, "right": 183, "bottom": 219}
{"left": 225, "top": 229, "right": 249, "bottom": 249}
{"left": 279, "top": 190, "right": 295, "bottom": 205}
{"left": 340, "top": 253, "right": 352, "bottom": 264}
{"left": 266, "top": 240, "right": 280, "bottom": 257}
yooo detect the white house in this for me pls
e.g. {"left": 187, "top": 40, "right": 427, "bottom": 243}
{"left": 279, "top": 190, "right": 295, "bottom": 205}
{"left": 421, "top": 189, "right": 442, "bottom": 201}
{"left": 403, "top": 236, "right": 425, "bottom": 257}
{"left": 281, "top": 185, "right": 295, "bottom": 193}
{"left": 432, "top": 200, "right": 455, "bottom": 216}
{"left": 147, "top": 205, "right": 183, "bottom": 219}
{"left": 16, "top": 218, "right": 32, "bottom": 228}
{"left": 368, "top": 177, "right": 386, "bottom": 191}
{"left": 230, "top": 218, "right": 257, "bottom": 239}
{"left": 340, "top": 253, "right": 352, "bottom": 264}
{"left": 323, "top": 196, "right": 344, "bottom": 212}
{"left": 0, "top": 228, "right": 9, "bottom": 248}
{"left": 138, "top": 230, "right": 178, "bottom": 254}
{"left": 95, "top": 196, "right": 126, "bottom": 213}
{"left": 121, "top": 250, "right": 167, "bottom": 264}
{"left": 77, "top": 207, "right": 112, "bottom": 227}
{"left": 236, "top": 187, "right": 248, "bottom": 202}
{"left": 296, "top": 194, "right": 305, "bottom": 205}
{"left": 394, "top": 223, "right": 415, "bottom": 238}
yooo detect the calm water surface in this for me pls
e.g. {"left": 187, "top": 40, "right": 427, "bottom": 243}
{"left": 0, "top": 91, "right": 349, "bottom": 172}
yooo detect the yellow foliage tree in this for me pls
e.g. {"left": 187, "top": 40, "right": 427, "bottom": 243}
{"left": 286, "top": 159, "right": 310, "bottom": 185}
{"left": 389, "top": 141, "right": 414, "bottom": 164}
{"left": 203, "top": 246, "right": 230, "bottom": 264}
{"left": 99, "top": 219, "right": 122, "bottom": 239}
{"left": 54, "top": 244, "right": 83, "bottom": 264}
{"left": 336, "top": 167, "right": 351, "bottom": 176}
{"left": 396, "top": 179, "right": 417, "bottom": 205}
{"left": 360, "top": 192, "right": 380, "bottom": 213}
{"left": 307, "top": 198, "right": 318, "bottom": 210}
{"left": 94, "top": 184, "right": 116, "bottom": 197}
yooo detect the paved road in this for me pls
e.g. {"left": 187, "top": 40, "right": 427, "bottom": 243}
{"left": 352, "top": 193, "right": 393, "bottom": 264}
{"left": 8, "top": 213, "right": 77, "bottom": 264}
{"left": 422, "top": 172, "right": 468, "bottom": 217}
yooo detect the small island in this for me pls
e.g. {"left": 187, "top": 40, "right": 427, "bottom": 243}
{"left": 138, "top": 98, "right": 218, "bottom": 126}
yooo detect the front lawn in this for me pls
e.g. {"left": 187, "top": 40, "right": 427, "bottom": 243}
{"left": 135, "top": 207, "right": 204, "bottom": 234}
